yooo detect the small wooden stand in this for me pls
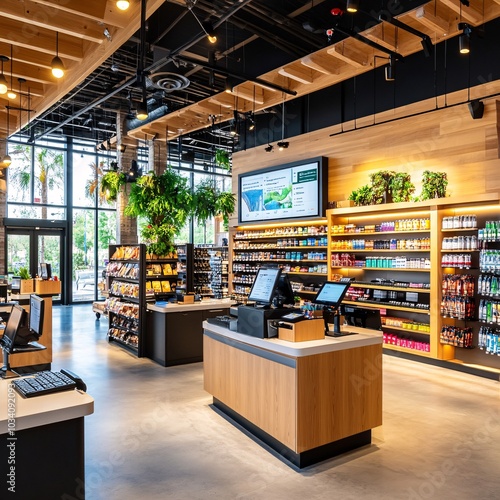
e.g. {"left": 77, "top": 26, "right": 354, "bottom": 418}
{"left": 278, "top": 318, "right": 324, "bottom": 342}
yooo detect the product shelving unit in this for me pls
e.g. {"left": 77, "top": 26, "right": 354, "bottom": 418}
{"left": 209, "top": 246, "right": 229, "bottom": 298}
{"left": 193, "top": 246, "right": 213, "bottom": 297}
{"left": 175, "top": 243, "right": 194, "bottom": 293}
{"left": 229, "top": 220, "right": 329, "bottom": 301}
{"left": 106, "top": 244, "right": 178, "bottom": 357}
{"left": 326, "top": 194, "right": 500, "bottom": 378}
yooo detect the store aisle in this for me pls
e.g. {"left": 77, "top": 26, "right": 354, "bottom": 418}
{"left": 51, "top": 305, "right": 500, "bottom": 500}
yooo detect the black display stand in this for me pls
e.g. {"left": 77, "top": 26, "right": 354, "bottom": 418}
{"left": 237, "top": 305, "right": 295, "bottom": 338}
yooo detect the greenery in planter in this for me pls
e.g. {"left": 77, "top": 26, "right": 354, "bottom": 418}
{"left": 18, "top": 267, "right": 31, "bottom": 280}
{"left": 100, "top": 170, "right": 127, "bottom": 203}
{"left": 193, "top": 179, "right": 236, "bottom": 226}
{"left": 124, "top": 168, "right": 192, "bottom": 257}
{"left": 348, "top": 184, "right": 374, "bottom": 206}
{"left": 389, "top": 172, "right": 415, "bottom": 203}
{"left": 214, "top": 149, "right": 231, "bottom": 170}
{"left": 419, "top": 171, "right": 448, "bottom": 200}
{"left": 370, "top": 170, "right": 396, "bottom": 204}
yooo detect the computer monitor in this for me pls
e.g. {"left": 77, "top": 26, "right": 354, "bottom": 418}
{"left": 313, "top": 281, "right": 351, "bottom": 308}
{"left": 0, "top": 305, "right": 27, "bottom": 378}
{"left": 313, "top": 281, "right": 352, "bottom": 335}
{"left": 275, "top": 273, "right": 295, "bottom": 306}
{"left": 40, "top": 263, "right": 52, "bottom": 280}
{"left": 248, "top": 267, "right": 282, "bottom": 307}
{"left": 29, "top": 294, "right": 45, "bottom": 338}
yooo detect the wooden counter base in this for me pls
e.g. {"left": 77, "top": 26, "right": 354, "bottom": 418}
{"left": 204, "top": 325, "right": 383, "bottom": 468}
{"left": 213, "top": 398, "right": 371, "bottom": 469}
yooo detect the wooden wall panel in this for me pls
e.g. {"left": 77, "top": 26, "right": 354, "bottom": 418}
{"left": 230, "top": 82, "right": 500, "bottom": 228}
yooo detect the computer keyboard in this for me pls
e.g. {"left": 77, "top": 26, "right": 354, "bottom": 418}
{"left": 12, "top": 370, "right": 80, "bottom": 398}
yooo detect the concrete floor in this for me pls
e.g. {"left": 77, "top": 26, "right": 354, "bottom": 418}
{"left": 51, "top": 305, "right": 500, "bottom": 500}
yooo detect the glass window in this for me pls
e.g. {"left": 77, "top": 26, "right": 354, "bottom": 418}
{"left": 72, "top": 209, "right": 96, "bottom": 302}
{"left": 34, "top": 146, "right": 65, "bottom": 206}
{"left": 74, "top": 153, "right": 99, "bottom": 208}
{"left": 7, "top": 144, "right": 32, "bottom": 203}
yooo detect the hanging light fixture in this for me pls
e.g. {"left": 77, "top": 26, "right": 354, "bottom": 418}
{"left": 187, "top": 1, "right": 217, "bottom": 43}
{"left": 136, "top": 88, "right": 148, "bottom": 120}
{"left": 0, "top": 56, "right": 8, "bottom": 94}
{"left": 458, "top": 23, "right": 472, "bottom": 54}
{"left": 2, "top": 106, "right": 11, "bottom": 167}
{"left": 51, "top": 32, "right": 65, "bottom": 78}
{"left": 7, "top": 46, "right": 16, "bottom": 99}
{"left": 346, "top": 0, "right": 359, "bottom": 13}
{"left": 385, "top": 54, "right": 396, "bottom": 81}
{"left": 116, "top": 0, "right": 130, "bottom": 10}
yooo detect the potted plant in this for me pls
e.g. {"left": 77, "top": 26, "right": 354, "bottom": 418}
{"left": 18, "top": 266, "right": 34, "bottom": 294}
{"left": 390, "top": 173, "right": 415, "bottom": 202}
{"left": 370, "top": 170, "right": 396, "bottom": 204}
{"left": 348, "top": 184, "right": 374, "bottom": 206}
{"left": 420, "top": 171, "right": 448, "bottom": 200}
{"left": 124, "top": 168, "right": 192, "bottom": 258}
{"left": 100, "top": 170, "right": 127, "bottom": 203}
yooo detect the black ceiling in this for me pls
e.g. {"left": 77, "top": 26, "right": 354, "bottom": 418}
{"left": 21, "top": 0, "right": 427, "bottom": 153}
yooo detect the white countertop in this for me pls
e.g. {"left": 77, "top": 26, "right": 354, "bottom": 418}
{"left": 0, "top": 379, "right": 94, "bottom": 434}
{"left": 203, "top": 321, "right": 383, "bottom": 357}
{"left": 148, "top": 298, "right": 236, "bottom": 313}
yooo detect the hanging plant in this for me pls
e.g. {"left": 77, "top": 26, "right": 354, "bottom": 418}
{"left": 390, "top": 172, "right": 415, "bottom": 203}
{"left": 193, "top": 179, "right": 235, "bottom": 225}
{"left": 420, "top": 171, "right": 448, "bottom": 200}
{"left": 214, "top": 149, "right": 231, "bottom": 170}
{"left": 99, "top": 171, "right": 126, "bottom": 203}
{"left": 124, "top": 168, "right": 192, "bottom": 257}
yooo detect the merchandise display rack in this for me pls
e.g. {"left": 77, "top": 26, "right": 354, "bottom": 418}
{"left": 326, "top": 194, "right": 500, "bottom": 378}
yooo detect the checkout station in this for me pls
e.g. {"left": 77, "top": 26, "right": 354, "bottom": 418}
{"left": 203, "top": 268, "right": 383, "bottom": 468}
{"left": 0, "top": 274, "right": 94, "bottom": 498}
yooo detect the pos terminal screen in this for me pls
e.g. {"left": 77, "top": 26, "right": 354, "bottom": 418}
{"left": 248, "top": 267, "right": 281, "bottom": 306}
{"left": 313, "top": 281, "right": 351, "bottom": 308}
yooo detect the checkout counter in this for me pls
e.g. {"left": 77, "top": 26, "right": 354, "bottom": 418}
{"left": 203, "top": 311, "right": 383, "bottom": 468}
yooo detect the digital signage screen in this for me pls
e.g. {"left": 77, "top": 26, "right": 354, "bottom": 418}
{"left": 238, "top": 157, "right": 327, "bottom": 224}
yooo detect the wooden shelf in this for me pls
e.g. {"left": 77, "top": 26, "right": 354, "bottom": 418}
{"left": 343, "top": 300, "right": 430, "bottom": 314}
{"left": 350, "top": 283, "right": 431, "bottom": 293}
{"left": 288, "top": 272, "right": 327, "bottom": 276}
{"left": 383, "top": 344, "right": 432, "bottom": 357}
{"left": 331, "top": 249, "right": 430, "bottom": 253}
{"left": 382, "top": 324, "right": 430, "bottom": 334}
{"left": 234, "top": 245, "right": 327, "bottom": 250}
{"left": 331, "top": 229, "right": 430, "bottom": 236}
{"left": 331, "top": 267, "right": 430, "bottom": 272}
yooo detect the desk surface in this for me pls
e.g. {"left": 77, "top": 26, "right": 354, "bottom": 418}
{"left": 148, "top": 298, "right": 236, "bottom": 314}
{"left": 203, "top": 322, "right": 382, "bottom": 357}
{"left": 0, "top": 378, "right": 94, "bottom": 434}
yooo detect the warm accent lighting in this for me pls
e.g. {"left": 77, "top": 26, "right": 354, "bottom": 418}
{"left": 51, "top": 33, "right": 65, "bottom": 78}
{"left": 458, "top": 23, "right": 471, "bottom": 54}
{"left": 116, "top": 0, "right": 130, "bottom": 10}
{"left": 346, "top": 0, "right": 359, "bottom": 13}
{"left": 7, "top": 46, "right": 16, "bottom": 99}
{"left": 2, "top": 154, "right": 11, "bottom": 167}
{"left": 0, "top": 56, "right": 8, "bottom": 94}
{"left": 136, "top": 100, "right": 148, "bottom": 121}
{"left": 7, "top": 89, "right": 16, "bottom": 100}
{"left": 277, "top": 141, "right": 289, "bottom": 151}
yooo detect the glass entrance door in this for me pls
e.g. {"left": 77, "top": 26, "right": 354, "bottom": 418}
{"left": 6, "top": 228, "right": 64, "bottom": 301}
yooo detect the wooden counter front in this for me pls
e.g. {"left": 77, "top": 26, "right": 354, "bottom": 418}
{"left": 203, "top": 324, "right": 383, "bottom": 467}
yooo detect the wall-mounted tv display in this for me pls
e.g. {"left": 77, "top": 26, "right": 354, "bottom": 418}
{"left": 238, "top": 157, "right": 327, "bottom": 224}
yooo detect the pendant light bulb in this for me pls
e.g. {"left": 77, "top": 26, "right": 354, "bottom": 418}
{"left": 0, "top": 56, "right": 7, "bottom": 94}
{"left": 2, "top": 154, "right": 12, "bottom": 167}
{"left": 116, "top": 0, "right": 130, "bottom": 10}
{"left": 51, "top": 33, "right": 65, "bottom": 79}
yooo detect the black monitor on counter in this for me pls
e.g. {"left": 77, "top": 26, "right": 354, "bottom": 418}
{"left": 313, "top": 281, "right": 352, "bottom": 336}
{"left": 248, "top": 267, "right": 282, "bottom": 308}
{"left": 341, "top": 304, "right": 382, "bottom": 331}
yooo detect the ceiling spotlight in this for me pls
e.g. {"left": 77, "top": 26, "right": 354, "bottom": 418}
{"left": 0, "top": 56, "right": 8, "bottom": 94}
{"left": 103, "top": 28, "right": 112, "bottom": 42}
{"left": 51, "top": 32, "right": 65, "bottom": 78}
{"left": 265, "top": 144, "right": 274, "bottom": 153}
{"left": 458, "top": 23, "right": 472, "bottom": 54}
{"left": 346, "top": 0, "right": 359, "bottom": 13}
{"left": 7, "top": 89, "right": 16, "bottom": 99}
{"left": 248, "top": 116, "right": 256, "bottom": 131}
{"left": 117, "top": 144, "right": 127, "bottom": 153}
{"left": 224, "top": 78, "right": 234, "bottom": 94}
{"left": 277, "top": 141, "right": 289, "bottom": 151}
{"left": 136, "top": 100, "right": 148, "bottom": 120}
{"left": 204, "top": 24, "right": 217, "bottom": 44}
{"left": 116, "top": 0, "right": 130, "bottom": 10}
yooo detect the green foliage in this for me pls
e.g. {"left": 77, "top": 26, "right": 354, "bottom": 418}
{"left": 214, "top": 149, "right": 231, "bottom": 170}
{"left": 193, "top": 179, "right": 236, "bottom": 226}
{"left": 348, "top": 184, "right": 374, "bottom": 206}
{"left": 18, "top": 267, "right": 31, "bottom": 280}
{"left": 420, "top": 171, "right": 448, "bottom": 200}
{"left": 125, "top": 169, "right": 192, "bottom": 256}
{"left": 389, "top": 173, "right": 415, "bottom": 203}
{"left": 100, "top": 171, "right": 126, "bottom": 203}
{"left": 370, "top": 170, "right": 396, "bottom": 204}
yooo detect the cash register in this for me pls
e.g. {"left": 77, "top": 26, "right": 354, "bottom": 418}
{"left": 237, "top": 266, "right": 298, "bottom": 338}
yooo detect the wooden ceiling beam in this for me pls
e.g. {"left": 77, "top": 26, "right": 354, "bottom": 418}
{"left": 300, "top": 54, "right": 339, "bottom": 75}
{"left": 232, "top": 84, "right": 265, "bottom": 104}
{"left": 364, "top": 23, "right": 399, "bottom": 52}
{"left": 440, "top": 0, "right": 483, "bottom": 24}
{"left": 413, "top": 5, "right": 451, "bottom": 36}
{"left": 327, "top": 42, "right": 371, "bottom": 69}
{"left": 0, "top": 2, "right": 106, "bottom": 44}
{"left": 278, "top": 65, "right": 315, "bottom": 84}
